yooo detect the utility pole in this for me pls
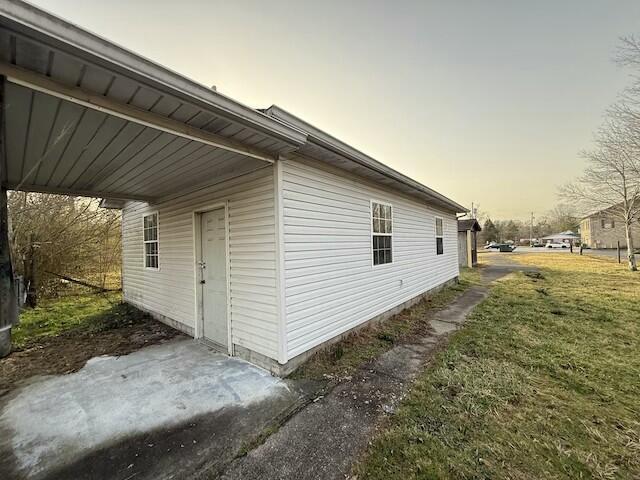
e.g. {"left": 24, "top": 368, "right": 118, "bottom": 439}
{"left": 530, "top": 212, "right": 534, "bottom": 246}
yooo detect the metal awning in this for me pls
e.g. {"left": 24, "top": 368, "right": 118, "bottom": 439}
{"left": 0, "top": 0, "right": 307, "bottom": 201}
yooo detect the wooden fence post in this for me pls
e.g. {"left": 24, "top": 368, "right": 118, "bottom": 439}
{"left": 617, "top": 241, "right": 621, "bottom": 264}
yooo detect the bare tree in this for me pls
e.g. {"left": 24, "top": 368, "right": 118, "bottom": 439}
{"left": 562, "top": 115, "right": 640, "bottom": 271}
{"left": 560, "top": 36, "right": 640, "bottom": 271}
{"left": 8, "top": 192, "right": 122, "bottom": 300}
{"left": 546, "top": 204, "right": 579, "bottom": 233}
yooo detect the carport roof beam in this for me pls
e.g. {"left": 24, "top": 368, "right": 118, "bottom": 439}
{"left": 0, "top": 62, "right": 277, "bottom": 164}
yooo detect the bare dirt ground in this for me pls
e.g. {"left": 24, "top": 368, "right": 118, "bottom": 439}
{"left": 0, "top": 303, "right": 181, "bottom": 393}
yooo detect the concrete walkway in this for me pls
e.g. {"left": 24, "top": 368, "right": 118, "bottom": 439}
{"left": 218, "top": 263, "right": 520, "bottom": 480}
{"left": 0, "top": 339, "right": 310, "bottom": 480}
{"left": 0, "top": 261, "right": 521, "bottom": 480}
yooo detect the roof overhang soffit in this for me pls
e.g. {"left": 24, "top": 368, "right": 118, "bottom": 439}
{"left": 0, "top": 63, "right": 278, "bottom": 164}
{"left": 0, "top": 0, "right": 307, "bottom": 147}
{"left": 263, "top": 106, "right": 467, "bottom": 214}
{"left": 311, "top": 136, "right": 465, "bottom": 211}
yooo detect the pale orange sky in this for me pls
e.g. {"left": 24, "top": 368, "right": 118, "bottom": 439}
{"left": 29, "top": 0, "right": 640, "bottom": 220}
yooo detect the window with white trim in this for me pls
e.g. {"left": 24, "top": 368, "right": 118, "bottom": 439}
{"left": 435, "top": 217, "right": 444, "bottom": 255}
{"left": 143, "top": 213, "right": 159, "bottom": 269}
{"left": 372, "top": 202, "right": 392, "bottom": 265}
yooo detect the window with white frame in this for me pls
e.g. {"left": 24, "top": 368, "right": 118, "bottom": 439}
{"left": 435, "top": 217, "right": 444, "bottom": 255}
{"left": 372, "top": 201, "right": 393, "bottom": 265}
{"left": 143, "top": 213, "right": 159, "bottom": 269}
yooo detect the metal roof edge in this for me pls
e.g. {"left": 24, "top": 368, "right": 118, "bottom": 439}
{"left": 0, "top": 0, "right": 307, "bottom": 146}
{"left": 263, "top": 105, "right": 467, "bottom": 213}
{"left": 99, "top": 198, "right": 125, "bottom": 210}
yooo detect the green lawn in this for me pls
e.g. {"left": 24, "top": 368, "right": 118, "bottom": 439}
{"left": 13, "top": 292, "right": 127, "bottom": 348}
{"left": 356, "top": 254, "right": 640, "bottom": 479}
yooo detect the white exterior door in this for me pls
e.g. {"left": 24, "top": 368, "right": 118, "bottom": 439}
{"left": 199, "top": 208, "right": 228, "bottom": 348}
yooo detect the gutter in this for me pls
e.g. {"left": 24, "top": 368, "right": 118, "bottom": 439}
{"left": 263, "top": 106, "right": 467, "bottom": 213}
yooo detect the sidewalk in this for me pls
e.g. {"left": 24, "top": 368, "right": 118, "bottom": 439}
{"left": 216, "top": 263, "right": 519, "bottom": 480}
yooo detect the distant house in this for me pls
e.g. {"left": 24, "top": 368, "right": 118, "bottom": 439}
{"left": 580, "top": 207, "right": 640, "bottom": 249}
{"left": 458, "top": 219, "right": 482, "bottom": 267}
{"left": 541, "top": 230, "right": 580, "bottom": 245}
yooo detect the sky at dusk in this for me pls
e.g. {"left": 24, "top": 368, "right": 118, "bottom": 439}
{"left": 29, "top": 0, "right": 640, "bottom": 220}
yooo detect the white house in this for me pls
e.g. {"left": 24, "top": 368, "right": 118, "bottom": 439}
{"left": 120, "top": 107, "right": 464, "bottom": 373}
{"left": 0, "top": 0, "right": 466, "bottom": 371}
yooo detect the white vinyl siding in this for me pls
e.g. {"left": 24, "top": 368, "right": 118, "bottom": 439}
{"left": 143, "top": 212, "right": 159, "bottom": 269}
{"left": 435, "top": 217, "right": 444, "bottom": 255}
{"left": 371, "top": 201, "right": 393, "bottom": 266}
{"left": 121, "top": 167, "right": 279, "bottom": 360}
{"left": 281, "top": 158, "right": 459, "bottom": 359}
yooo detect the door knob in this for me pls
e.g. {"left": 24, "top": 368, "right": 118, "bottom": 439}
{"left": 200, "top": 280, "right": 206, "bottom": 284}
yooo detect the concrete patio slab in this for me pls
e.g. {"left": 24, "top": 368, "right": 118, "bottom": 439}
{"left": 0, "top": 338, "right": 307, "bottom": 480}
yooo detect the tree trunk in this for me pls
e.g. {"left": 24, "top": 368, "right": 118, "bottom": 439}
{"left": 625, "top": 222, "right": 637, "bottom": 271}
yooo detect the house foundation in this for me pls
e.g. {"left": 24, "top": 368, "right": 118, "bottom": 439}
{"left": 239, "top": 277, "right": 459, "bottom": 376}
{"left": 0, "top": 326, "right": 10, "bottom": 357}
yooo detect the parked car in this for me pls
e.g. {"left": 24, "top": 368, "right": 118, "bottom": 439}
{"left": 531, "top": 242, "right": 545, "bottom": 247}
{"left": 485, "top": 242, "right": 517, "bottom": 251}
{"left": 546, "top": 242, "right": 568, "bottom": 249}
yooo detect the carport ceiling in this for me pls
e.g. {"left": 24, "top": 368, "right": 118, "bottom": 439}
{"left": 0, "top": 0, "right": 465, "bottom": 211}
{"left": 3, "top": 80, "right": 276, "bottom": 200}
{"left": 0, "top": 0, "right": 306, "bottom": 201}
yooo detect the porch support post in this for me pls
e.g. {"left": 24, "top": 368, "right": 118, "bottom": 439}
{"left": 0, "top": 75, "right": 18, "bottom": 357}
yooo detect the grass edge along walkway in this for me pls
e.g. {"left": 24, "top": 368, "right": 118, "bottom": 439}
{"left": 355, "top": 253, "right": 640, "bottom": 480}
{"left": 290, "top": 268, "right": 481, "bottom": 382}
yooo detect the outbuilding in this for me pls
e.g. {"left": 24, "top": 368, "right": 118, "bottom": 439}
{"left": 0, "top": 0, "right": 466, "bottom": 374}
{"left": 457, "top": 219, "right": 481, "bottom": 268}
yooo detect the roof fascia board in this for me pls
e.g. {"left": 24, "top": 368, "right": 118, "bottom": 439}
{"left": 2, "top": 181, "right": 154, "bottom": 202}
{"left": 0, "top": 0, "right": 307, "bottom": 146}
{"left": 266, "top": 105, "right": 467, "bottom": 213}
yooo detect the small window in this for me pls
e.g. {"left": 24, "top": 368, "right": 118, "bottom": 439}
{"left": 435, "top": 217, "right": 444, "bottom": 255}
{"left": 143, "top": 213, "right": 159, "bottom": 269}
{"left": 372, "top": 201, "right": 392, "bottom": 265}
{"left": 601, "top": 219, "right": 605, "bottom": 229}
{"left": 602, "top": 218, "right": 615, "bottom": 229}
